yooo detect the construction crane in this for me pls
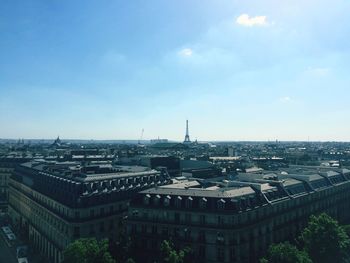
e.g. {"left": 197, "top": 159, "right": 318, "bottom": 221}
{"left": 138, "top": 128, "right": 144, "bottom": 145}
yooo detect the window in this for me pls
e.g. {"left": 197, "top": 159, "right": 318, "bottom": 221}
{"left": 217, "top": 199, "right": 226, "bottom": 210}
{"left": 90, "top": 209, "right": 95, "bottom": 217}
{"left": 217, "top": 248, "right": 224, "bottom": 262}
{"left": 175, "top": 196, "right": 182, "bottom": 208}
{"left": 151, "top": 240, "right": 157, "bottom": 249}
{"left": 174, "top": 213, "right": 180, "bottom": 223}
{"left": 199, "top": 246, "right": 206, "bottom": 259}
{"left": 163, "top": 211, "right": 169, "bottom": 220}
{"left": 184, "top": 228, "right": 191, "bottom": 240}
{"left": 186, "top": 196, "right": 193, "bottom": 209}
{"left": 185, "top": 214, "right": 191, "bottom": 223}
{"left": 100, "top": 208, "right": 105, "bottom": 216}
{"left": 200, "top": 215, "right": 206, "bottom": 224}
{"left": 162, "top": 227, "right": 168, "bottom": 236}
{"left": 164, "top": 195, "right": 171, "bottom": 207}
{"left": 74, "top": 227, "right": 80, "bottom": 238}
{"left": 99, "top": 222, "right": 105, "bottom": 232}
{"left": 198, "top": 231, "right": 206, "bottom": 242}
{"left": 89, "top": 224, "right": 95, "bottom": 235}
{"left": 217, "top": 232, "right": 224, "bottom": 244}
{"left": 154, "top": 195, "right": 161, "bottom": 206}
{"left": 218, "top": 216, "right": 224, "bottom": 225}
{"left": 109, "top": 205, "right": 114, "bottom": 213}
{"left": 143, "top": 212, "right": 148, "bottom": 219}
{"left": 199, "top": 198, "right": 207, "bottom": 209}
{"left": 144, "top": 194, "right": 151, "bottom": 205}
{"left": 230, "top": 248, "right": 235, "bottom": 261}
{"left": 173, "top": 228, "right": 179, "bottom": 237}
{"left": 131, "top": 224, "right": 136, "bottom": 234}
{"left": 109, "top": 220, "right": 114, "bottom": 230}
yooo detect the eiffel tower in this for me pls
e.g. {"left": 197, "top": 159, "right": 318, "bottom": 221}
{"left": 183, "top": 120, "right": 191, "bottom": 144}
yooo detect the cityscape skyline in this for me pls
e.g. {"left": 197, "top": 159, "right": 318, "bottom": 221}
{"left": 1, "top": 0, "right": 350, "bottom": 141}
{"left": 2, "top": 2, "right": 350, "bottom": 262}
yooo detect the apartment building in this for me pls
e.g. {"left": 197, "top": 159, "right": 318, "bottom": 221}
{"left": 8, "top": 160, "right": 170, "bottom": 263}
{"left": 128, "top": 168, "right": 350, "bottom": 263}
{"left": 0, "top": 157, "right": 32, "bottom": 211}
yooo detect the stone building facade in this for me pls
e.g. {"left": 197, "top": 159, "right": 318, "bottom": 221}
{"left": 0, "top": 157, "right": 32, "bottom": 211}
{"left": 128, "top": 168, "right": 350, "bottom": 263}
{"left": 8, "top": 160, "right": 170, "bottom": 263}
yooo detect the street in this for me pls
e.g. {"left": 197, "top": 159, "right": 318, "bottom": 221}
{"left": 0, "top": 233, "right": 17, "bottom": 263}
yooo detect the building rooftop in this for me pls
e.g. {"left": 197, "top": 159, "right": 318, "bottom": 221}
{"left": 131, "top": 166, "right": 350, "bottom": 213}
{"left": 11, "top": 160, "right": 171, "bottom": 208}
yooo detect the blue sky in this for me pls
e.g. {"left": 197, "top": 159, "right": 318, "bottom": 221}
{"left": 1, "top": 0, "right": 350, "bottom": 141}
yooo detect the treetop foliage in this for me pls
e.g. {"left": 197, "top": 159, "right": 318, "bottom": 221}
{"left": 62, "top": 238, "right": 115, "bottom": 263}
{"left": 300, "top": 213, "right": 350, "bottom": 263}
{"left": 260, "top": 242, "right": 312, "bottom": 263}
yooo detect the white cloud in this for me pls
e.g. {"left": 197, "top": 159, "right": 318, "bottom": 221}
{"left": 305, "top": 67, "right": 331, "bottom": 76}
{"left": 178, "top": 48, "right": 193, "bottom": 57}
{"left": 236, "top": 14, "right": 269, "bottom": 27}
{"left": 279, "top": 96, "right": 292, "bottom": 103}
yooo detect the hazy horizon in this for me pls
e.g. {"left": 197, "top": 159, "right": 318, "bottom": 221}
{"left": 1, "top": 137, "right": 350, "bottom": 144}
{"left": 1, "top": 0, "right": 350, "bottom": 141}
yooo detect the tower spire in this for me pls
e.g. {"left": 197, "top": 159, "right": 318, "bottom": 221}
{"left": 183, "top": 120, "right": 191, "bottom": 144}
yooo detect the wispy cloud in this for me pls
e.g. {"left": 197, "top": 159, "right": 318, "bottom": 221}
{"left": 178, "top": 48, "right": 193, "bottom": 57}
{"left": 279, "top": 96, "right": 292, "bottom": 103}
{"left": 236, "top": 14, "right": 269, "bottom": 27}
{"left": 305, "top": 67, "right": 331, "bottom": 76}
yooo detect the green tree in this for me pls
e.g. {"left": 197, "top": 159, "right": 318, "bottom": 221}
{"left": 300, "top": 213, "right": 350, "bottom": 263}
{"left": 260, "top": 242, "right": 312, "bottom": 263}
{"left": 342, "top": 224, "right": 350, "bottom": 238}
{"left": 62, "top": 238, "right": 115, "bottom": 263}
{"left": 160, "top": 240, "right": 191, "bottom": 263}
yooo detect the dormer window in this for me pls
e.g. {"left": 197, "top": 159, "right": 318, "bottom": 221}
{"left": 175, "top": 196, "right": 182, "bottom": 208}
{"left": 185, "top": 197, "right": 193, "bottom": 209}
{"left": 217, "top": 199, "right": 226, "bottom": 210}
{"left": 92, "top": 182, "right": 98, "bottom": 192}
{"left": 111, "top": 180, "right": 118, "bottom": 190}
{"left": 154, "top": 194, "right": 161, "bottom": 206}
{"left": 164, "top": 195, "right": 171, "bottom": 207}
{"left": 199, "top": 197, "right": 207, "bottom": 209}
{"left": 144, "top": 194, "right": 151, "bottom": 205}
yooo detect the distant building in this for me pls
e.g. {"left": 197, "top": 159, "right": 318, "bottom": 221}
{"left": 117, "top": 155, "right": 181, "bottom": 177}
{"left": 180, "top": 159, "right": 221, "bottom": 179}
{"left": 8, "top": 160, "right": 171, "bottom": 263}
{"left": 228, "top": 147, "right": 235, "bottom": 157}
{"left": 150, "top": 139, "right": 169, "bottom": 144}
{"left": 51, "top": 136, "right": 62, "bottom": 147}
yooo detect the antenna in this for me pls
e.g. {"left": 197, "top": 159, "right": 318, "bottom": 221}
{"left": 138, "top": 128, "right": 144, "bottom": 145}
